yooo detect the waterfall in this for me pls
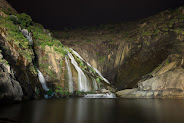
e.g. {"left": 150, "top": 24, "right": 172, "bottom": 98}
{"left": 37, "top": 69, "right": 49, "bottom": 91}
{"left": 65, "top": 56, "right": 74, "bottom": 93}
{"left": 67, "top": 51, "right": 90, "bottom": 92}
{"left": 64, "top": 48, "right": 112, "bottom": 92}
{"left": 70, "top": 48, "right": 110, "bottom": 84}
{"left": 70, "top": 48, "right": 84, "bottom": 61}
{"left": 86, "top": 62, "right": 110, "bottom": 84}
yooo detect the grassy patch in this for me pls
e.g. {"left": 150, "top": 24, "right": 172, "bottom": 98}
{"left": 55, "top": 86, "right": 70, "bottom": 95}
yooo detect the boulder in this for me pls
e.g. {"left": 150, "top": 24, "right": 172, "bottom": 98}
{"left": 116, "top": 54, "right": 184, "bottom": 99}
{"left": 0, "top": 52, "right": 23, "bottom": 103}
{"left": 116, "top": 67, "right": 184, "bottom": 99}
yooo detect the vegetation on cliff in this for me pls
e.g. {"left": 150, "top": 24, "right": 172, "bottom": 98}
{"left": 0, "top": 2, "right": 111, "bottom": 101}
{"left": 0, "top": 16, "right": 34, "bottom": 62}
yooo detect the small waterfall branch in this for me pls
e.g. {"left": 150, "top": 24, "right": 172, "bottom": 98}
{"left": 37, "top": 69, "right": 49, "bottom": 91}
{"left": 65, "top": 56, "right": 74, "bottom": 93}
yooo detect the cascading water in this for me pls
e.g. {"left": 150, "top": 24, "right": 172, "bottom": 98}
{"left": 70, "top": 48, "right": 84, "bottom": 61}
{"left": 70, "top": 48, "right": 110, "bottom": 84}
{"left": 37, "top": 69, "right": 49, "bottom": 91}
{"left": 65, "top": 56, "right": 74, "bottom": 93}
{"left": 67, "top": 51, "right": 90, "bottom": 92}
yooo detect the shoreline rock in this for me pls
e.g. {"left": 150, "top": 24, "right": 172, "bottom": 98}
{"left": 116, "top": 67, "right": 184, "bottom": 99}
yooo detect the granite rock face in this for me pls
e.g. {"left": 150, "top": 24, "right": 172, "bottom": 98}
{"left": 116, "top": 68, "right": 184, "bottom": 99}
{"left": 116, "top": 54, "right": 184, "bottom": 99}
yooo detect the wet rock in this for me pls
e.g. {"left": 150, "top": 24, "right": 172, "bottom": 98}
{"left": 20, "top": 28, "right": 33, "bottom": 45}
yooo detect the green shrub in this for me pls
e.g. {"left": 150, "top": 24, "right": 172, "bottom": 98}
{"left": 47, "top": 89, "right": 54, "bottom": 96}
{"left": 34, "top": 23, "right": 44, "bottom": 30}
{"left": 9, "top": 15, "right": 18, "bottom": 24}
{"left": 55, "top": 86, "right": 69, "bottom": 95}
{"left": 17, "top": 13, "right": 33, "bottom": 28}
{"left": 76, "top": 91, "right": 81, "bottom": 95}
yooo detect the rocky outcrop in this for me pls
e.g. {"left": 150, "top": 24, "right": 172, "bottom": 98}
{"left": 55, "top": 7, "right": 184, "bottom": 92}
{"left": 36, "top": 45, "right": 63, "bottom": 82}
{"left": 116, "top": 54, "right": 184, "bottom": 99}
{"left": 0, "top": 52, "right": 23, "bottom": 103}
{"left": 116, "top": 68, "right": 184, "bottom": 99}
{"left": 0, "top": 2, "right": 43, "bottom": 101}
{"left": 0, "top": 29, "right": 41, "bottom": 101}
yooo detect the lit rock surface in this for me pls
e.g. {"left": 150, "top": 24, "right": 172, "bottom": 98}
{"left": 116, "top": 54, "right": 184, "bottom": 99}
{"left": 116, "top": 68, "right": 184, "bottom": 99}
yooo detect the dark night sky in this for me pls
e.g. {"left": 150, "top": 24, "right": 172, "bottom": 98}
{"left": 7, "top": 0, "right": 184, "bottom": 30}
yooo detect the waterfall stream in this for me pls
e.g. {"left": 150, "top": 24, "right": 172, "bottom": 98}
{"left": 65, "top": 56, "right": 74, "bottom": 93}
{"left": 64, "top": 48, "right": 113, "bottom": 92}
{"left": 37, "top": 69, "right": 49, "bottom": 91}
{"left": 70, "top": 48, "right": 84, "bottom": 61}
{"left": 70, "top": 48, "right": 110, "bottom": 84}
{"left": 36, "top": 48, "right": 109, "bottom": 93}
{"left": 67, "top": 51, "right": 89, "bottom": 92}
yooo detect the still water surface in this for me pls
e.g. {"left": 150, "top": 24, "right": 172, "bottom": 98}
{"left": 1, "top": 98, "right": 184, "bottom": 123}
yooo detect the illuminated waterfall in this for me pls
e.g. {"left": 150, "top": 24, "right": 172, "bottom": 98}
{"left": 70, "top": 48, "right": 110, "bottom": 84}
{"left": 37, "top": 69, "right": 49, "bottom": 91}
{"left": 65, "top": 56, "right": 74, "bottom": 93}
{"left": 67, "top": 51, "right": 90, "bottom": 92}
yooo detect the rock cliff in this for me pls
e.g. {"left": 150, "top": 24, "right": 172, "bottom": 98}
{"left": 116, "top": 54, "right": 184, "bottom": 99}
{"left": 0, "top": 51, "right": 23, "bottom": 103}
{"left": 54, "top": 7, "right": 184, "bottom": 98}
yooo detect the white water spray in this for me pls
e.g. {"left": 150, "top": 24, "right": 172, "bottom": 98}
{"left": 84, "top": 93, "right": 116, "bottom": 98}
{"left": 37, "top": 69, "right": 49, "bottom": 91}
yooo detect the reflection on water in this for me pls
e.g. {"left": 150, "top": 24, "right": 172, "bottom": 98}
{"left": 1, "top": 98, "right": 184, "bottom": 123}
